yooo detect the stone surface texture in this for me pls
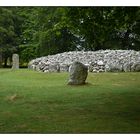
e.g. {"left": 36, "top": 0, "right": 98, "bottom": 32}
{"left": 68, "top": 61, "right": 88, "bottom": 85}
{"left": 28, "top": 50, "right": 140, "bottom": 72}
{"left": 12, "top": 54, "right": 19, "bottom": 69}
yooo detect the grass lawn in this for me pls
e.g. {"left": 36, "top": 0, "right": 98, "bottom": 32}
{"left": 0, "top": 69, "right": 140, "bottom": 133}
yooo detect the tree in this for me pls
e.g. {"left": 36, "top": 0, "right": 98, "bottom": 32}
{"left": 36, "top": 7, "right": 79, "bottom": 56}
{"left": 66, "top": 7, "right": 140, "bottom": 50}
{"left": 0, "top": 7, "right": 140, "bottom": 67}
{"left": 0, "top": 7, "right": 19, "bottom": 67}
{"left": 107, "top": 7, "right": 140, "bottom": 50}
{"left": 14, "top": 7, "right": 40, "bottom": 63}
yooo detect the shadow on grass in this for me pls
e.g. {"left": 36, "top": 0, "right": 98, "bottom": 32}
{"left": 67, "top": 82, "right": 93, "bottom": 87}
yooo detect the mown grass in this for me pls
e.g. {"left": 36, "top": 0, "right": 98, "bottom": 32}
{"left": 0, "top": 69, "right": 140, "bottom": 133}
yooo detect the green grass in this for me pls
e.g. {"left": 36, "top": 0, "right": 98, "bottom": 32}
{"left": 0, "top": 69, "right": 140, "bottom": 133}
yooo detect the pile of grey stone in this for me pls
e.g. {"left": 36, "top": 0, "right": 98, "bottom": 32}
{"left": 28, "top": 50, "right": 140, "bottom": 72}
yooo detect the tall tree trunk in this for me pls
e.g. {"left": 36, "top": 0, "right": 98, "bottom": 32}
{"left": 0, "top": 51, "right": 2, "bottom": 68}
{"left": 122, "top": 29, "right": 131, "bottom": 49}
{"left": 4, "top": 57, "right": 8, "bottom": 67}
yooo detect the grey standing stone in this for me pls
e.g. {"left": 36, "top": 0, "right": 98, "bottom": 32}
{"left": 68, "top": 61, "right": 88, "bottom": 85}
{"left": 12, "top": 54, "right": 19, "bottom": 69}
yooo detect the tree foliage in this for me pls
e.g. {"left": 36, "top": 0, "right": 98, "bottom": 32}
{"left": 0, "top": 7, "right": 140, "bottom": 67}
{"left": 0, "top": 8, "right": 19, "bottom": 66}
{"left": 67, "top": 7, "right": 140, "bottom": 50}
{"left": 36, "top": 8, "right": 79, "bottom": 56}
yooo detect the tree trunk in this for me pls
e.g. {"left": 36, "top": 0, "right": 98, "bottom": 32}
{"left": 0, "top": 52, "right": 2, "bottom": 68}
{"left": 122, "top": 29, "right": 131, "bottom": 49}
{"left": 4, "top": 57, "right": 8, "bottom": 67}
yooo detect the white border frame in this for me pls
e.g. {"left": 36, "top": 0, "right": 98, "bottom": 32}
{"left": 0, "top": 0, "right": 140, "bottom": 6}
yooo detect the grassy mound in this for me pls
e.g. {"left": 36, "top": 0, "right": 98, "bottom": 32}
{"left": 0, "top": 69, "right": 140, "bottom": 133}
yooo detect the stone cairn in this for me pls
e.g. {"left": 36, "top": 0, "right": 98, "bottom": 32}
{"left": 68, "top": 61, "right": 88, "bottom": 85}
{"left": 28, "top": 50, "right": 140, "bottom": 72}
{"left": 12, "top": 54, "right": 19, "bottom": 69}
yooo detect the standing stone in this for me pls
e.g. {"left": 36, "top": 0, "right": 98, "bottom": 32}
{"left": 12, "top": 54, "right": 19, "bottom": 69}
{"left": 68, "top": 61, "right": 88, "bottom": 85}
